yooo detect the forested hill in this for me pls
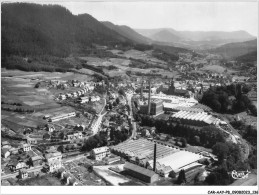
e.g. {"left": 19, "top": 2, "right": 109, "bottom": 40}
{"left": 209, "top": 39, "right": 257, "bottom": 59}
{"left": 1, "top": 3, "right": 131, "bottom": 57}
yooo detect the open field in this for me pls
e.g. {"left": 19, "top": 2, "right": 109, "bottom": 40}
{"left": 78, "top": 51, "right": 175, "bottom": 78}
{"left": 201, "top": 64, "right": 238, "bottom": 74}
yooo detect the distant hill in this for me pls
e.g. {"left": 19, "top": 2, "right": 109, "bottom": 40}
{"left": 102, "top": 21, "right": 152, "bottom": 44}
{"left": 135, "top": 28, "right": 256, "bottom": 49}
{"left": 150, "top": 29, "right": 182, "bottom": 43}
{"left": 235, "top": 51, "right": 257, "bottom": 63}
{"left": 209, "top": 39, "right": 257, "bottom": 59}
{"left": 1, "top": 3, "right": 131, "bottom": 57}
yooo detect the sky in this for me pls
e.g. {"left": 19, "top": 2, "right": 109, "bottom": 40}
{"left": 33, "top": 1, "right": 258, "bottom": 36}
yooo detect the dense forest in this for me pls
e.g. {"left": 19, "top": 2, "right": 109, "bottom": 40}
{"left": 1, "top": 3, "right": 131, "bottom": 57}
{"left": 200, "top": 84, "right": 256, "bottom": 116}
{"left": 235, "top": 51, "right": 257, "bottom": 63}
{"left": 1, "top": 3, "right": 133, "bottom": 72}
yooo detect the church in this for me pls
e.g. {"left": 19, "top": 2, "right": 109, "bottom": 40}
{"left": 166, "top": 80, "right": 192, "bottom": 98}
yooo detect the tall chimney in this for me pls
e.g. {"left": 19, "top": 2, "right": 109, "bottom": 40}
{"left": 153, "top": 143, "right": 157, "bottom": 172}
{"left": 147, "top": 80, "right": 151, "bottom": 115}
{"left": 140, "top": 80, "right": 144, "bottom": 100}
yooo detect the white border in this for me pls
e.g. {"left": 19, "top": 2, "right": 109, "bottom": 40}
{"left": 0, "top": 0, "right": 258, "bottom": 194}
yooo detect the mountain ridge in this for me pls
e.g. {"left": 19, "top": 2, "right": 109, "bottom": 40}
{"left": 135, "top": 28, "right": 256, "bottom": 49}
{"left": 102, "top": 21, "right": 152, "bottom": 44}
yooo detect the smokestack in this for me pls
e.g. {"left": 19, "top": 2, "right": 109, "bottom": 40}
{"left": 140, "top": 80, "right": 144, "bottom": 100}
{"left": 147, "top": 80, "right": 151, "bottom": 115}
{"left": 153, "top": 143, "right": 157, "bottom": 172}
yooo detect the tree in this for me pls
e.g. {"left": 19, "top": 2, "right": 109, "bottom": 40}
{"left": 212, "top": 142, "right": 229, "bottom": 162}
{"left": 113, "top": 101, "right": 117, "bottom": 107}
{"left": 116, "top": 98, "right": 120, "bottom": 104}
{"left": 242, "top": 85, "right": 251, "bottom": 94}
{"left": 194, "top": 135, "right": 200, "bottom": 145}
{"left": 118, "top": 88, "right": 126, "bottom": 96}
{"left": 109, "top": 103, "right": 113, "bottom": 110}
{"left": 176, "top": 169, "right": 186, "bottom": 184}
{"left": 180, "top": 138, "right": 187, "bottom": 147}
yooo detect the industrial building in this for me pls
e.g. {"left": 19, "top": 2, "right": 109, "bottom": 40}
{"left": 150, "top": 93, "right": 198, "bottom": 111}
{"left": 48, "top": 112, "right": 76, "bottom": 122}
{"left": 124, "top": 162, "right": 159, "bottom": 183}
{"left": 139, "top": 99, "right": 164, "bottom": 116}
{"left": 169, "top": 111, "right": 224, "bottom": 126}
{"left": 111, "top": 139, "right": 204, "bottom": 178}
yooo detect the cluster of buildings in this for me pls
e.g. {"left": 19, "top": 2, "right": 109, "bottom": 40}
{"left": 77, "top": 95, "right": 100, "bottom": 104}
{"left": 58, "top": 87, "right": 92, "bottom": 100}
{"left": 111, "top": 139, "right": 206, "bottom": 183}
{"left": 1, "top": 141, "right": 44, "bottom": 175}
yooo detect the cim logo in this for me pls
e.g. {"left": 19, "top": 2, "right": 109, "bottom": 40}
{"left": 231, "top": 170, "right": 251, "bottom": 179}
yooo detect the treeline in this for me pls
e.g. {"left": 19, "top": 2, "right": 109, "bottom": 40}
{"left": 1, "top": 105, "right": 34, "bottom": 113}
{"left": 235, "top": 51, "right": 257, "bottom": 63}
{"left": 152, "top": 49, "right": 179, "bottom": 62}
{"left": 82, "top": 63, "right": 105, "bottom": 75}
{"left": 201, "top": 84, "right": 256, "bottom": 115}
{"left": 136, "top": 114, "right": 227, "bottom": 148}
{"left": 1, "top": 101, "right": 34, "bottom": 113}
{"left": 2, "top": 55, "right": 74, "bottom": 72}
{"left": 230, "top": 121, "right": 257, "bottom": 147}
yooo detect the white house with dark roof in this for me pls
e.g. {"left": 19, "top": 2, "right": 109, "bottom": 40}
{"left": 91, "top": 146, "right": 110, "bottom": 161}
{"left": 45, "top": 151, "right": 62, "bottom": 173}
{"left": 22, "top": 144, "right": 32, "bottom": 152}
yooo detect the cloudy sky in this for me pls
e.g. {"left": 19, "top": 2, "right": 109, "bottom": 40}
{"left": 35, "top": 1, "right": 257, "bottom": 36}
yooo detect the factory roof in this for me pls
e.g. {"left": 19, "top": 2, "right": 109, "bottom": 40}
{"left": 148, "top": 151, "right": 203, "bottom": 173}
{"left": 170, "top": 111, "right": 220, "bottom": 125}
{"left": 124, "top": 162, "right": 158, "bottom": 178}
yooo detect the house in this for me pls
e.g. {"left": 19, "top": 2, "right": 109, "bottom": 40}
{"left": 27, "top": 137, "right": 37, "bottom": 145}
{"left": 9, "top": 147, "right": 19, "bottom": 155}
{"left": 66, "top": 93, "right": 72, "bottom": 98}
{"left": 59, "top": 94, "right": 66, "bottom": 100}
{"left": 1, "top": 141, "right": 10, "bottom": 148}
{"left": 9, "top": 160, "right": 27, "bottom": 172}
{"left": 45, "top": 152, "right": 62, "bottom": 173}
{"left": 43, "top": 133, "right": 51, "bottom": 140}
{"left": 19, "top": 169, "right": 28, "bottom": 179}
{"left": 91, "top": 96, "right": 100, "bottom": 102}
{"left": 45, "top": 124, "right": 55, "bottom": 132}
{"left": 22, "top": 144, "right": 32, "bottom": 152}
{"left": 74, "top": 124, "right": 85, "bottom": 131}
{"left": 91, "top": 146, "right": 110, "bottom": 161}
{"left": 69, "top": 177, "right": 78, "bottom": 186}
{"left": 66, "top": 132, "right": 82, "bottom": 141}
{"left": 1, "top": 148, "right": 10, "bottom": 158}
{"left": 30, "top": 156, "right": 43, "bottom": 167}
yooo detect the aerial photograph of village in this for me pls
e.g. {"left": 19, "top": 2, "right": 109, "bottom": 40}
{"left": 1, "top": 1, "right": 257, "bottom": 191}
